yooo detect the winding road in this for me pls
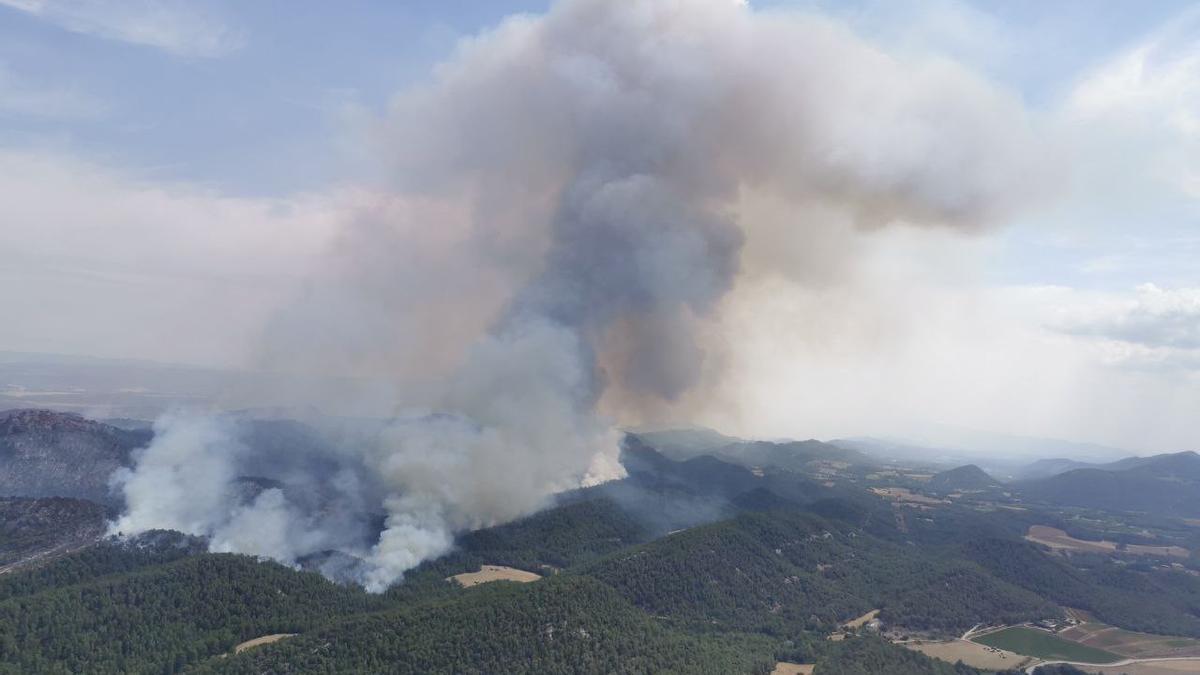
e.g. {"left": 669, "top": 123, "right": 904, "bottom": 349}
{"left": 1025, "top": 656, "right": 1200, "bottom": 674}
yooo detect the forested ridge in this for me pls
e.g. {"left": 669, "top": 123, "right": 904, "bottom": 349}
{"left": 586, "top": 510, "right": 1056, "bottom": 635}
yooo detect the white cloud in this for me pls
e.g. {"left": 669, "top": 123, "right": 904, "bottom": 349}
{"left": 1064, "top": 7, "right": 1200, "bottom": 208}
{"left": 1051, "top": 283, "right": 1200, "bottom": 352}
{"left": 1068, "top": 10, "right": 1200, "bottom": 136}
{"left": 0, "top": 0, "right": 244, "bottom": 58}
{"left": 0, "top": 149, "right": 348, "bottom": 365}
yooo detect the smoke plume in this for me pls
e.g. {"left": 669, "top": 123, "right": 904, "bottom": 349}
{"left": 110, "top": 0, "right": 1048, "bottom": 590}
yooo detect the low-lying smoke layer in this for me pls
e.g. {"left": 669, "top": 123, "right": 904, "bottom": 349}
{"left": 110, "top": 0, "right": 1048, "bottom": 590}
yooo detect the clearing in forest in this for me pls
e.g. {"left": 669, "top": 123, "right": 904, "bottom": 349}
{"left": 771, "top": 663, "right": 815, "bottom": 674}
{"left": 449, "top": 565, "right": 542, "bottom": 587}
{"left": 233, "top": 634, "right": 297, "bottom": 654}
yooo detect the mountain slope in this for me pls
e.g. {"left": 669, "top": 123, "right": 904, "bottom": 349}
{"left": 633, "top": 430, "right": 874, "bottom": 472}
{"left": 962, "top": 537, "right": 1200, "bottom": 636}
{"left": 0, "top": 497, "right": 105, "bottom": 573}
{"left": 0, "top": 410, "right": 149, "bottom": 504}
{"left": 716, "top": 439, "right": 876, "bottom": 473}
{"left": 630, "top": 427, "right": 744, "bottom": 459}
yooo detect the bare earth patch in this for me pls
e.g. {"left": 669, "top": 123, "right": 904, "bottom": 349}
{"left": 843, "top": 609, "right": 880, "bottom": 629}
{"left": 771, "top": 662, "right": 815, "bottom": 675}
{"left": 449, "top": 565, "right": 542, "bottom": 587}
{"left": 234, "top": 634, "right": 296, "bottom": 654}
{"left": 905, "top": 639, "right": 1031, "bottom": 670}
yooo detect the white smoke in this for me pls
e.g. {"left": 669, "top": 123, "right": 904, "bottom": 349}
{"left": 110, "top": 0, "right": 1050, "bottom": 590}
{"left": 109, "top": 414, "right": 243, "bottom": 539}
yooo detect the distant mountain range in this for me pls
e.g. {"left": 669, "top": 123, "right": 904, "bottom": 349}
{"left": 1013, "top": 453, "right": 1187, "bottom": 480}
{"left": 1017, "top": 451, "right": 1200, "bottom": 517}
{"left": 630, "top": 428, "right": 875, "bottom": 473}
{"left": 833, "top": 428, "right": 1136, "bottom": 475}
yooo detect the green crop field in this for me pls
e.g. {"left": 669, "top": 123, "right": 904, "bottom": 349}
{"left": 973, "top": 627, "right": 1120, "bottom": 664}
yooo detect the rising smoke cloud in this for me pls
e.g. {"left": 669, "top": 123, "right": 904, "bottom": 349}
{"left": 110, "top": 0, "right": 1049, "bottom": 590}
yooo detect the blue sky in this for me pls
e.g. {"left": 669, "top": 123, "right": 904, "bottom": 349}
{"left": 0, "top": 0, "right": 1189, "bottom": 197}
{"left": 0, "top": 1, "right": 548, "bottom": 194}
{"left": 1, "top": 0, "right": 1199, "bottom": 449}
{"left": 2, "top": 0, "right": 1196, "bottom": 292}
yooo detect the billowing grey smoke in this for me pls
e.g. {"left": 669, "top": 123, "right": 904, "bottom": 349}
{"left": 110, "top": 0, "right": 1049, "bottom": 590}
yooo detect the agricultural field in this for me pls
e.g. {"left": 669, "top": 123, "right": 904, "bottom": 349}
{"left": 1058, "top": 622, "right": 1200, "bottom": 659}
{"left": 973, "top": 626, "right": 1120, "bottom": 664}
{"left": 904, "top": 639, "right": 1032, "bottom": 670}
{"left": 869, "top": 487, "right": 948, "bottom": 506}
{"left": 1025, "top": 526, "right": 1189, "bottom": 558}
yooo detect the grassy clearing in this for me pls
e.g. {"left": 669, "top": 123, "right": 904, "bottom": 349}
{"left": 974, "top": 626, "right": 1120, "bottom": 663}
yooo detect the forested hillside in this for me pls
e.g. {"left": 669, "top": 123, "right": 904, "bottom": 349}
{"left": 201, "top": 575, "right": 778, "bottom": 675}
{"left": 587, "top": 510, "right": 1056, "bottom": 635}
{"left": 0, "top": 421, "right": 1196, "bottom": 674}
